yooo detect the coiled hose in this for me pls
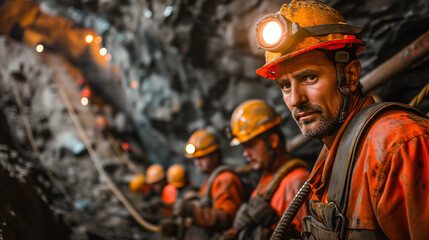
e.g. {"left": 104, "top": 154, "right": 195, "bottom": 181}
{"left": 270, "top": 180, "right": 311, "bottom": 240}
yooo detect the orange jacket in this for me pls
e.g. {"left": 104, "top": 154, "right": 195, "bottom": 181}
{"left": 308, "top": 96, "right": 429, "bottom": 240}
{"left": 161, "top": 184, "right": 177, "bottom": 217}
{"left": 192, "top": 171, "right": 244, "bottom": 231}
{"left": 251, "top": 164, "right": 310, "bottom": 231}
{"left": 162, "top": 184, "right": 178, "bottom": 205}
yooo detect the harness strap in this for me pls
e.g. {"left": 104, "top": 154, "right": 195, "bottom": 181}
{"left": 327, "top": 102, "right": 428, "bottom": 238}
{"left": 263, "top": 159, "right": 309, "bottom": 201}
{"left": 202, "top": 165, "right": 237, "bottom": 206}
{"left": 235, "top": 159, "right": 309, "bottom": 238}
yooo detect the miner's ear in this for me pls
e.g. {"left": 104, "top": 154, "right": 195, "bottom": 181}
{"left": 269, "top": 133, "right": 279, "bottom": 149}
{"left": 345, "top": 60, "right": 361, "bottom": 93}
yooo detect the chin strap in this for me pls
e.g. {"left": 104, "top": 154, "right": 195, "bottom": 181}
{"left": 335, "top": 51, "right": 351, "bottom": 123}
{"left": 262, "top": 136, "right": 276, "bottom": 171}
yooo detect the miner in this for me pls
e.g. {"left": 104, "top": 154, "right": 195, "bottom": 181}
{"left": 223, "top": 99, "right": 310, "bottom": 239}
{"left": 254, "top": 0, "right": 429, "bottom": 239}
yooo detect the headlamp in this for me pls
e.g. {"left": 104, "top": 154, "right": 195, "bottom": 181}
{"left": 185, "top": 143, "right": 196, "bottom": 155}
{"left": 256, "top": 14, "right": 296, "bottom": 52}
{"left": 256, "top": 13, "right": 362, "bottom": 53}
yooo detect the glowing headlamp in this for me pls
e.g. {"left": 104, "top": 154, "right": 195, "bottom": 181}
{"left": 185, "top": 143, "right": 196, "bottom": 155}
{"left": 256, "top": 14, "right": 298, "bottom": 52}
{"left": 256, "top": 13, "right": 363, "bottom": 53}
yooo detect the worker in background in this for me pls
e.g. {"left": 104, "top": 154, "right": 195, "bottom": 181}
{"left": 161, "top": 164, "right": 197, "bottom": 217}
{"left": 254, "top": 1, "right": 429, "bottom": 239}
{"left": 145, "top": 163, "right": 167, "bottom": 198}
{"left": 129, "top": 173, "right": 150, "bottom": 195}
{"left": 129, "top": 164, "right": 167, "bottom": 198}
{"left": 140, "top": 163, "right": 167, "bottom": 224}
{"left": 161, "top": 129, "right": 244, "bottom": 239}
{"left": 223, "top": 99, "right": 310, "bottom": 239}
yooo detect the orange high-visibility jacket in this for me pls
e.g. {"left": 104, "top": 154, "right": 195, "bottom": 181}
{"left": 161, "top": 184, "right": 177, "bottom": 217}
{"left": 308, "top": 97, "right": 429, "bottom": 240}
{"left": 162, "top": 184, "right": 178, "bottom": 205}
{"left": 193, "top": 171, "right": 244, "bottom": 231}
{"left": 251, "top": 165, "right": 310, "bottom": 231}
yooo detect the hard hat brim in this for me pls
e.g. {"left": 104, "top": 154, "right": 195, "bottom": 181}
{"left": 185, "top": 144, "right": 219, "bottom": 158}
{"left": 171, "top": 180, "right": 186, "bottom": 188}
{"left": 229, "top": 115, "right": 282, "bottom": 146}
{"left": 256, "top": 38, "right": 365, "bottom": 79}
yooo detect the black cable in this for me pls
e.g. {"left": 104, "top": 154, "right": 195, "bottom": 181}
{"left": 270, "top": 180, "right": 311, "bottom": 240}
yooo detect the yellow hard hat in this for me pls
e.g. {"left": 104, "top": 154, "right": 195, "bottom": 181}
{"left": 185, "top": 129, "right": 219, "bottom": 158}
{"left": 145, "top": 164, "right": 165, "bottom": 184}
{"left": 129, "top": 174, "right": 145, "bottom": 193}
{"left": 255, "top": 0, "right": 365, "bottom": 79}
{"left": 167, "top": 164, "right": 186, "bottom": 188}
{"left": 230, "top": 99, "right": 281, "bottom": 146}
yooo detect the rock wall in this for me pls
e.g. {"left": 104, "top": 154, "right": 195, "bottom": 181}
{"left": 0, "top": 111, "right": 71, "bottom": 239}
{"left": 0, "top": 37, "right": 157, "bottom": 239}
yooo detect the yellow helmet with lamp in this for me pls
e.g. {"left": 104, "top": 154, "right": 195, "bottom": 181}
{"left": 185, "top": 129, "right": 220, "bottom": 158}
{"left": 230, "top": 99, "right": 282, "bottom": 146}
{"left": 255, "top": 0, "right": 365, "bottom": 80}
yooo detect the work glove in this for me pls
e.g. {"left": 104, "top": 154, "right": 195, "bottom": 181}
{"left": 173, "top": 199, "right": 195, "bottom": 217}
{"left": 221, "top": 228, "right": 238, "bottom": 240}
{"left": 247, "top": 195, "right": 279, "bottom": 227}
{"left": 159, "top": 218, "right": 178, "bottom": 237}
{"left": 232, "top": 203, "right": 254, "bottom": 231}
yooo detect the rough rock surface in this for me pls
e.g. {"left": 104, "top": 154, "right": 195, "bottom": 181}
{"left": 0, "top": 38, "right": 156, "bottom": 239}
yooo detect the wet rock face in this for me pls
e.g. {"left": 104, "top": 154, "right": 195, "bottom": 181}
{"left": 0, "top": 144, "right": 71, "bottom": 240}
{"left": 0, "top": 38, "right": 71, "bottom": 240}
{"left": 0, "top": 38, "right": 156, "bottom": 239}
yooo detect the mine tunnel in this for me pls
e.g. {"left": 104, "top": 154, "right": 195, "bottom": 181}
{"left": 1, "top": 0, "right": 428, "bottom": 239}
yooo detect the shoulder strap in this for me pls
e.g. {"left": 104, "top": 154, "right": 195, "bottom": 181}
{"left": 263, "top": 159, "right": 309, "bottom": 201}
{"left": 328, "top": 102, "right": 427, "bottom": 217}
{"left": 203, "top": 165, "right": 237, "bottom": 200}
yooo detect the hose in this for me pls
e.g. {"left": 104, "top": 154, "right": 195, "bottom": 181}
{"left": 270, "top": 180, "right": 311, "bottom": 240}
